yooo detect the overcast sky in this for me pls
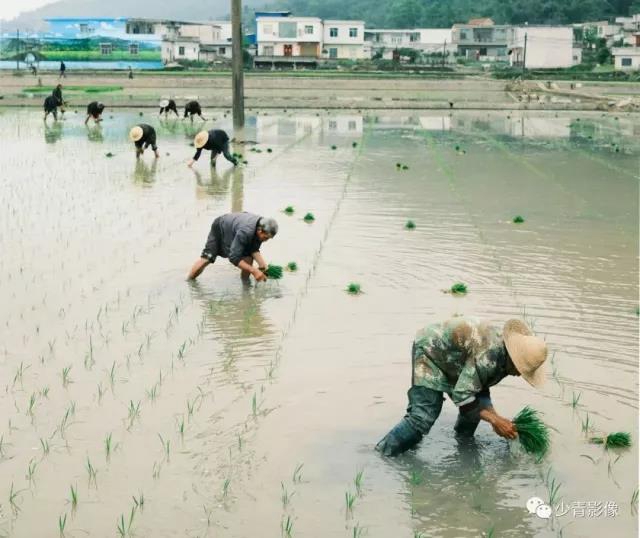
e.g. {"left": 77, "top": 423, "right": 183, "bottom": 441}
{"left": 0, "top": 0, "right": 57, "bottom": 21}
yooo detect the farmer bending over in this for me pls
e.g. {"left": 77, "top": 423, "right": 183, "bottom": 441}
{"left": 129, "top": 124, "right": 160, "bottom": 159}
{"left": 188, "top": 129, "right": 238, "bottom": 168}
{"left": 52, "top": 84, "right": 65, "bottom": 114}
{"left": 184, "top": 100, "right": 206, "bottom": 121}
{"left": 43, "top": 95, "right": 60, "bottom": 122}
{"left": 85, "top": 101, "right": 105, "bottom": 125}
{"left": 159, "top": 99, "right": 179, "bottom": 117}
{"left": 188, "top": 212, "right": 278, "bottom": 281}
{"left": 376, "top": 317, "right": 547, "bottom": 456}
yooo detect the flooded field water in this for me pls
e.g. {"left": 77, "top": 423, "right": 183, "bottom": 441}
{"left": 0, "top": 107, "right": 638, "bottom": 538}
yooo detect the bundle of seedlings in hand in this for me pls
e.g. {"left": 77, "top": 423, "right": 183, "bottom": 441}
{"left": 590, "top": 432, "right": 631, "bottom": 449}
{"left": 450, "top": 282, "right": 468, "bottom": 295}
{"left": 513, "top": 406, "right": 550, "bottom": 457}
{"left": 286, "top": 262, "right": 298, "bottom": 272}
{"left": 264, "top": 265, "right": 283, "bottom": 280}
{"left": 346, "top": 283, "right": 362, "bottom": 295}
{"left": 513, "top": 215, "right": 525, "bottom": 224}
{"left": 405, "top": 220, "right": 416, "bottom": 230}
{"left": 303, "top": 212, "right": 315, "bottom": 223}
{"left": 284, "top": 206, "right": 295, "bottom": 215}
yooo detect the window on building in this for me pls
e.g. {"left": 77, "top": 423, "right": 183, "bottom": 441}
{"left": 329, "top": 47, "right": 338, "bottom": 58}
{"left": 263, "top": 24, "right": 273, "bottom": 35}
{"left": 100, "top": 43, "right": 112, "bottom": 55}
{"left": 349, "top": 28, "right": 358, "bottom": 38}
{"left": 263, "top": 45, "right": 274, "bottom": 56}
{"left": 348, "top": 120, "right": 357, "bottom": 130}
{"left": 178, "top": 46, "right": 185, "bottom": 56}
{"left": 329, "top": 120, "right": 337, "bottom": 130}
{"left": 279, "top": 21, "right": 297, "bottom": 39}
{"left": 219, "top": 47, "right": 226, "bottom": 55}
{"left": 129, "top": 43, "right": 139, "bottom": 55}
{"left": 621, "top": 57, "right": 633, "bottom": 66}
{"left": 305, "top": 25, "right": 314, "bottom": 34}
{"left": 460, "top": 30, "right": 468, "bottom": 40}
{"left": 410, "top": 32, "right": 420, "bottom": 42}
{"left": 330, "top": 28, "right": 338, "bottom": 38}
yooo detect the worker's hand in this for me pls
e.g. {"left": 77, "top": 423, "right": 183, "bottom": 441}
{"left": 187, "top": 159, "right": 195, "bottom": 168}
{"left": 253, "top": 269, "right": 267, "bottom": 283}
{"left": 491, "top": 416, "right": 517, "bottom": 440}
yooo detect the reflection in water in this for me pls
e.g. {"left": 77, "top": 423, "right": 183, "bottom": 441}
{"left": 132, "top": 158, "right": 158, "bottom": 185}
{"left": 231, "top": 166, "right": 244, "bottom": 213}
{"left": 86, "top": 124, "right": 104, "bottom": 143}
{"left": 158, "top": 117, "right": 180, "bottom": 135}
{"left": 193, "top": 167, "right": 233, "bottom": 200}
{"left": 44, "top": 122, "right": 63, "bottom": 144}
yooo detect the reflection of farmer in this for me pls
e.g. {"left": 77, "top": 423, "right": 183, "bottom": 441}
{"left": 44, "top": 121, "right": 63, "bottom": 144}
{"left": 84, "top": 101, "right": 105, "bottom": 125}
{"left": 159, "top": 98, "right": 179, "bottom": 117}
{"left": 188, "top": 212, "right": 278, "bottom": 281}
{"left": 59, "top": 61, "right": 66, "bottom": 78}
{"left": 129, "top": 124, "right": 160, "bottom": 158}
{"left": 133, "top": 158, "right": 158, "bottom": 184}
{"left": 188, "top": 129, "right": 238, "bottom": 168}
{"left": 184, "top": 100, "right": 206, "bottom": 121}
{"left": 376, "top": 318, "right": 547, "bottom": 456}
{"left": 43, "top": 95, "right": 60, "bottom": 121}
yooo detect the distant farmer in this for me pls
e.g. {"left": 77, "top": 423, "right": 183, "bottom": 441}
{"left": 184, "top": 100, "right": 206, "bottom": 121}
{"left": 84, "top": 101, "right": 105, "bottom": 125}
{"left": 188, "top": 129, "right": 238, "bottom": 168}
{"left": 43, "top": 95, "right": 60, "bottom": 122}
{"left": 159, "top": 98, "right": 179, "bottom": 117}
{"left": 128, "top": 66, "right": 134, "bottom": 79}
{"left": 59, "top": 61, "right": 66, "bottom": 79}
{"left": 188, "top": 212, "right": 278, "bottom": 281}
{"left": 129, "top": 124, "right": 160, "bottom": 159}
{"left": 375, "top": 317, "right": 547, "bottom": 456}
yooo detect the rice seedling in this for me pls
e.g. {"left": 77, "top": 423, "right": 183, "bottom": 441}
{"left": 177, "top": 416, "right": 185, "bottom": 438}
{"left": 27, "top": 392, "right": 37, "bottom": 415}
{"left": 589, "top": 432, "right": 632, "bottom": 449}
{"left": 61, "top": 365, "right": 73, "bottom": 387}
{"left": 352, "top": 141, "right": 358, "bottom": 148}
{"left": 544, "top": 469, "right": 562, "bottom": 505}
{"left": 158, "top": 434, "right": 171, "bottom": 459}
{"left": 631, "top": 488, "right": 639, "bottom": 515}
{"left": 40, "top": 438, "right": 50, "bottom": 456}
{"left": 413, "top": 532, "right": 426, "bottom": 538}
{"left": 345, "top": 491, "right": 356, "bottom": 513}
{"left": 70, "top": 484, "right": 78, "bottom": 510}
{"left": 105, "top": 433, "right": 113, "bottom": 460}
{"left": 303, "top": 212, "right": 315, "bottom": 222}
{"left": 570, "top": 391, "right": 581, "bottom": 408}
{"left": 281, "top": 515, "right": 294, "bottom": 537}
{"left": 409, "top": 470, "right": 423, "bottom": 486}
{"left": 284, "top": 206, "right": 295, "bottom": 215}
{"left": 281, "top": 482, "right": 295, "bottom": 508}
{"left": 354, "top": 469, "right": 364, "bottom": 496}
{"left": 402, "top": 165, "right": 409, "bottom": 170}
{"left": 26, "top": 459, "right": 38, "bottom": 482}
{"left": 513, "top": 215, "right": 525, "bottom": 224}
{"left": 267, "top": 148, "right": 273, "bottom": 152}
{"left": 581, "top": 413, "right": 593, "bottom": 435}
{"left": 86, "top": 457, "right": 98, "bottom": 486}
{"left": 9, "top": 482, "right": 21, "bottom": 514}
{"left": 58, "top": 513, "right": 67, "bottom": 536}
{"left": 222, "top": 478, "right": 231, "bottom": 498}
{"left": 105, "top": 152, "right": 115, "bottom": 158}
{"left": 346, "top": 283, "right": 362, "bottom": 295}
{"left": 252, "top": 393, "right": 258, "bottom": 416}
{"left": 396, "top": 162, "right": 402, "bottom": 168}
{"left": 127, "top": 400, "right": 141, "bottom": 427}
{"left": 449, "top": 282, "right": 468, "bottom": 295}
{"left": 352, "top": 523, "right": 365, "bottom": 538}
{"left": 331, "top": 145, "right": 337, "bottom": 150}
{"left": 264, "top": 264, "right": 284, "bottom": 279}
{"left": 292, "top": 463, "right": 304, "bottom": 484}
{"left": 512, "top": 406, "right": 550, "bottom": 457}
{"left": 286, "top": 262, "right": 298, "bottom": 272}
{"left": 405, "top": 220, "right": 416, "bottom": 230}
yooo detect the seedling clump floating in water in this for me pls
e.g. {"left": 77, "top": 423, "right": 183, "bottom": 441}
{"left": 303, "top": 212, "right": 315, "bottom": 222}
{"left": 405, "top": 220, "right": 416, "bottom": 230}
{"left": 264, "top": 265, "right": 283, "bottom": 279}
{"left": 284, "top": 206, "right": 295, "bottom": 215}
{"left": 352, "top": 141, "right": 358, "bottom": 148}
{"left": 396, "top": 163, "right": 402, "bottom": 169}
{"left": 513, "top": 215, "right": 525, "bottom": 224}
{"left": 105, "top": 152, "right": 114, "bottom": 158}
{"left": 346, "top": 283, "right": 362, "bottom": 295}
{"left": 590, "top": 432, "right": 631, "bottom": 449}
{"left": 331, "top": 145, "right": 337, "bottom": 150}
{"left": 287, "top": 262, "right": 298, "bottom": 272}
{"left": 512, "top": 406, "right": 550, "bottom": 457}
{"left": 450, "top": 282, "right": 468, "bottom": 295}
{"left": 402, "top": 164, "right": 409, "bottom": 170}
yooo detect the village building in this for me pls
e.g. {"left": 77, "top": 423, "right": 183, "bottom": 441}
{"left": 612, "top": 46, "right": 640, "bottom": 71}
{"left": 507, "top": 26, "right": 574, "bottom": 69}
{"left": 322, "top": 20, "right": 367, "bottom": 60}
{"left": 452, "top": 18, "right": 509, "bottom": 61}
{"left": 255, "top": 16, "right": 323, "bottom": 68}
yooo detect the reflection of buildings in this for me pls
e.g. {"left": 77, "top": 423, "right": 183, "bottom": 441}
{"left": 255, "top": 115, "right": 321, "bottom": 141}
{"left": 323, "top": 115, "right": 363, "bottom": 135}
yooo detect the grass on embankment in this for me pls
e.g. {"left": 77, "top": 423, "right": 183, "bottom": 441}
{"left": 22, "top": 85, "right": 124, "bottom": 93}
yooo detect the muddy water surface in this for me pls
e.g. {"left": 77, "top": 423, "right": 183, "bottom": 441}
{"left": 0, "top": 108, "right": 637, "bottom": 537}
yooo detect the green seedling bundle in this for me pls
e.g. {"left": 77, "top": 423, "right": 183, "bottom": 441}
{"left": 286, "top": 262, "right": 298, "bottom": 272}
{"left": 513, "top": 215, "right": 525, "bottom": 224}
{"left": 264, "top": 265, "right": 283, "bottom": 280}
{"left": 284, "top": 206, "right": 295, "bottom": 215}
{"left": 405, "top": 220, "right": 416, "bottom": 230}
{"left": 590, "top": 432, "right": 632, "bottom": 449}
{"left": 303, "top": 212, "right": 315, "bottom": 222}
{"left": 346, "top": 283, "right": 362, "bottom": 295}
{"left": 513, "top": 406, "right": 550, "bottom": 457}
{"left": 450, "top": 282, "right": 468, "bottom": 295}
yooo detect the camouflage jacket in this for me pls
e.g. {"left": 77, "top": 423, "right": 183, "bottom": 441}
{"left": 412, "top": 318, "right": 508, "bottom": 407}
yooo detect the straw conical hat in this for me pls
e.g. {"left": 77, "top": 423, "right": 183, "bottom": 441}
{"left": 503, "top": 319, "right": 547, "bottom": 388}
{"left": 129, "top": 126, "right": 143, "bottom": 142}
{"left": 159, "top": 99, "right": 170, "bottom": 108}
{"left": 194, "top": 131, "right": 209, "bottom": 149}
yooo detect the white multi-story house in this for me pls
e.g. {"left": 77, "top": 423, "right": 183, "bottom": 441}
{"left": 159, "top": 20, "right": 229, "bottom": 63}
{"left": 257, "top": 16, "right": 323, "bottom": 60}
{"left": 507, "top": 26, "right": 574, "bottom": 68}
{"left": 322, "top": 20, "right": 367, "bottom": 59}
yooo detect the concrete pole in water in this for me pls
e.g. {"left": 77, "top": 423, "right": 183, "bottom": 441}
{"left": 231, "top": 0, "right": 245, "bottom": 130}
{"left": 16, "top": 29, "right": 20, "bottom": 71}
{"left": 522, "top": 33, "right": 528, "bottom": 77}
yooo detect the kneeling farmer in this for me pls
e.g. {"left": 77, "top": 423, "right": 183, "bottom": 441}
{"left": 188, "top": 212, "right": 278, "bottom": 281}
{"left": 376, "top": 317, "right": 547, "bottom": 456}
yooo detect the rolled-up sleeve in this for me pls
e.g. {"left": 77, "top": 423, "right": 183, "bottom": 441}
{"left": 451, "top": 362, "right": 483, "bottom": 407}
{"left": 228, "top": 230, "right": 250, "bottom": 266}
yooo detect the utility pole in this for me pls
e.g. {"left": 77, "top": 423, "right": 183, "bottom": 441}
{"left": 231, "top": 0, "right": 245, "bottom": 130}
{"left": 522, "top": 32, "right": 528, "bottom": 77}
{"left": 16, "top": 29, "right": 20, "bottom": 70}
{"left": 442, "top": 39, "right": 446, "bottom": 67}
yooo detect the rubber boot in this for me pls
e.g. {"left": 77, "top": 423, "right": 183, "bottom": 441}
{"left": 375, "top": 419, "right": 423, "bottom": 457}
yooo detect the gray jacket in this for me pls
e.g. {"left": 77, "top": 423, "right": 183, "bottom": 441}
{"left": 215, "top": 212, "right": 262, "bottom": 266}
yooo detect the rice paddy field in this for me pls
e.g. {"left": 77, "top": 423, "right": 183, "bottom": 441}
{"left": 0, "top": 107, "right": 638, "bottom": 537}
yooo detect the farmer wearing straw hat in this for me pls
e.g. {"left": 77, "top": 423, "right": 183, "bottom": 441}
{"left": 187, "top": 129, "right": 238, "bottom": 168}
{"left": 159, "top": 98, "right": 179, "bottom": 117}
{"left": 376, "top": 317, "right": 547, "bottom": 456}
{"left": 187, "top": 213, "right": 278, "bottom": 281}
{"left": 184, "top": 100, "right": 206, "bottom": 121}
{"left": 84, "top": 101, "right": 105, "bottom": 125}
{"left": 129, "top": 124, "right": 160, "bottom": 158}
